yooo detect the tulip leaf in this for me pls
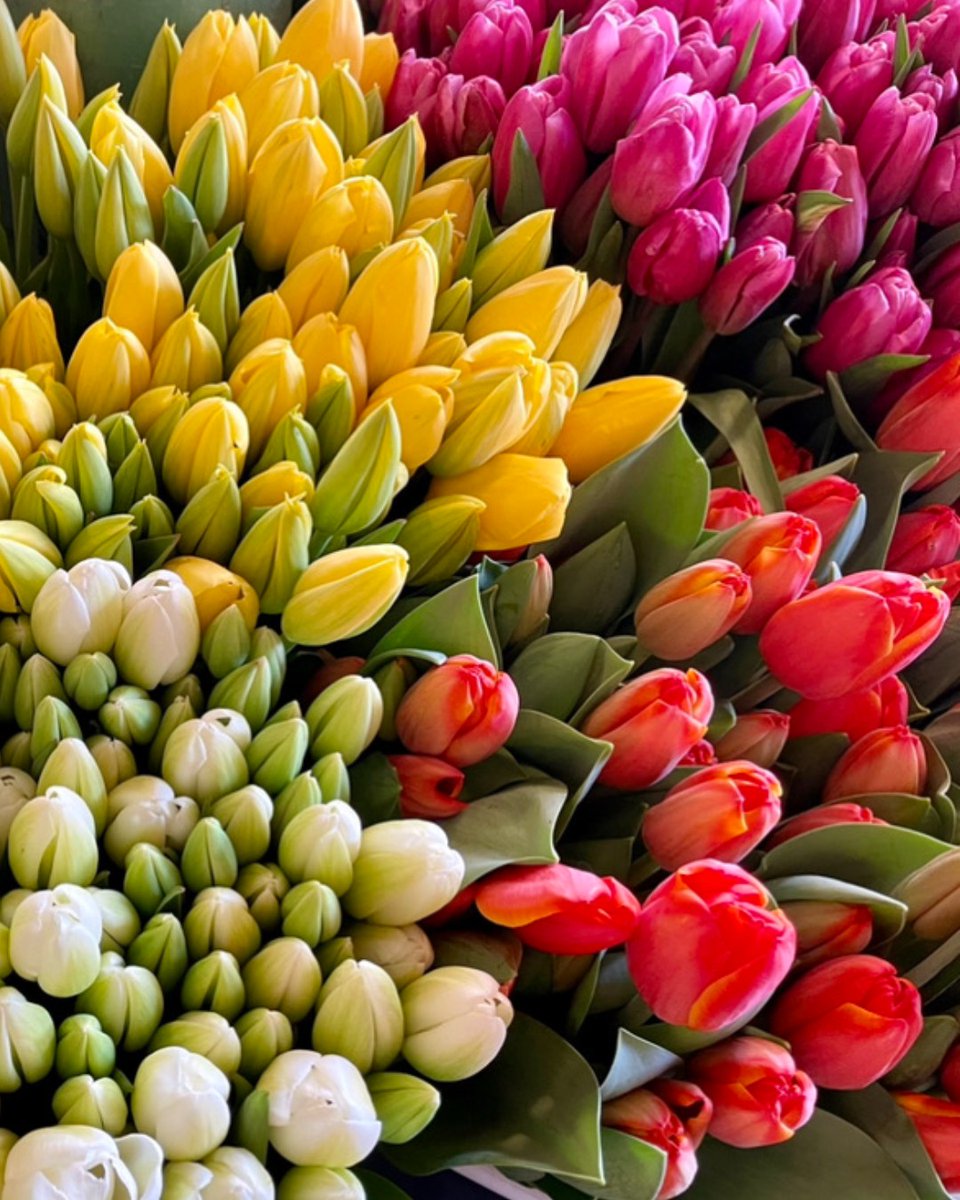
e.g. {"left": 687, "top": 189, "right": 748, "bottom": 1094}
{"left": 839, "top": 354, "right": 929, "bottom": 404}
{"left": 443, "top": 780, "right": 567, "bottom": 885}
{"left": 368, "top": 576, "right": 499, "bottom": 665}
{"left": 845, "top": 449, "right": 942, "bottom": 572}
{"left": 510, "top": 633, "right": 632, "bottom": 725}
{"left": 550, "top": 523, "right": 637, "bottom": 634}
{"left": 683, "top": 1110, "right": 922, "bottom": 1200}
{"left": 816, "top": 493, "right": 867, "bottom": 579}
{"left": 688, "top": 390, "right": 783, "bottom": 513}
{"left": 568, "top": 952, "right": 606, "bottom": 1036}
{"left": 823, "top": 1088, "right": 952, "bottom": 1200}
{"left": 925, "top": 707, "right": 960, "bottom": 778}
{"left": 598, "top": 1030, "right": 683, "bottom": 1102}
{"left": 914, "top": 219, "right": 960, "bottom": 276}
{"left": 354, "top": 1171, "right": 414, "bottom": 1200}
{"left": 555, "top": 1129, "right": 667, "bottom": 1200}
{"left": 795, "top": 190, "right": 853, "bottom": 236}
{"left": 854, "top": 792, "right": 947, "bottom": 838}
{"left": 905, "top": 609, "right": 960, "bottom": 708}
{"left": 537, "top": 12, "right": 564, "bottom": 80}
{"left": 760, "top": 824, "right": 953, "bottom": 893}
{"left": 563, "top": 837, "right": 634, "bottom": 881}
{"left": 744, "top": 90, "right": 815, "bottom": 163}
{"left": 730, "top": 19, "right": 763, "bottom": 90}
{"left": 884, "top": 1015, "right": 960, "bottom": 1090}
{"left": 431, "top": 929, "right": 523, "bottom": 989}
{"left": 766, "top": 874, "right": 908, "bottom": 943}
{"left": 456, "top": 188, "right": 494, "bottom": 282}
{"left": 349, "top": 753, "right": 401, "bottom": 825}
{"left": 502, "top": 131, "right": 546, "bottom": 226}
{"left": 590, "top": 953, "right": 638, "bottom": 1016}
{"left": 385, "top": 1013, "right": 605, "bottom": 1185}
{"left": 507, "top": 710, "right": 612, "bottom": 836}
{"left": 825, "top": 372, "right": 877, "bottom": 452}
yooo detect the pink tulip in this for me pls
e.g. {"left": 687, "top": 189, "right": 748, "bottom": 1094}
{"left": 792, "top": 141, "right": 867, "bottom": 288}
{"left": 699, "top": 237, "right": 796, "bottom": 336}
{"left": 434, "top": 73, "right": 506, "bottom": 159}
{"left": 449, "top": 2, "right": 534, "bottom": 97}
{"left": 856, "top": 88, "right": 938, "bottom": 218}
{"left": 910, "top": 3, "right": 960, "bottom": 76}
{"left": 738, "top": 59, "right": 820, "bottom": 203}
{"left": 673, "top": 17, "right": 737, "bottom": 94}
{"left": 873, "top": 209, "right": 919, "bottom": 271}
{"left": 735, "top": 196, "right": 796, "bottom": 249}
{"left": 427, "top": 0, "right": 488, "bottom": 54}
{"left": 798, "top": 0, "right": 871, "bottom": 74}
{"left": 385, "top": 51, "right": 447, "bottom": 136}
{"left": 905, "top": 64, "right": 959, "bottom": 131}
{"left": 380, "top": 0, "right": 432, "bottom": 54}
{"left": 816, "top": 33, "right": 895, "bottom": 133}
{"left": 702, "top": 94, "right": 757, "bottom": 185}
{"left": 711, "top": 0, "right": 801, "bottom": 66}
{"left": 628, "top": 208, "right": 725, "bottom": 304}
{"left": 913, "top": 128, "right": 960, "bottom": 226}
{"left": 492, "top": 77, "right": 587, "bottom": 215}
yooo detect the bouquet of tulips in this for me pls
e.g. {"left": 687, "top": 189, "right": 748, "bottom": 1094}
{"left": 0, "top": 0, "right": 958, "bottom": 1198}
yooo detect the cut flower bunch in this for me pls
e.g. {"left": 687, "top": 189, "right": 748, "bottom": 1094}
{"left": 0, "top": 0, "right": 958, "bottom": 1197}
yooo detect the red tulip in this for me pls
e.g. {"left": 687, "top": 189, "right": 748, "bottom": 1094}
{"left": 722, "top": 513, "right": 822, "bottom": 634}
{"left": 930, "top": 560, "right": 960, "bottom": 601}
{"left": 787, "top": 675, "right": 908, "bottom": 741}
{"left": 601, "top": 1087, "right": 704, "bottom": 1200}
{"left": 759, "top": 570, "right": 950, "bottom": 699}
{"left": 388, "top": 755, "right": 469, "bottom": 819}
{"left": 786, "top": 475, "right": 862, "bottom": 552}
{"left": 687, "top": 1036, "right": 817, "bottom": 1147}
{"left": 474, "top": 863, "right": 642, "bottom": 954}
{"left": 715, "top": 711, "right": 790, "bottom": 768}
{"left": 894, "top": 1094, "right": 960, "bottom": 1192}
{"left": 823, "top": 726, "right": 927, "bottom": 801}
{"left": 581, "top": 668, "right": 715, "bottom": 790}
{"left": 940, "top": 1042, "right": 960, "bottom": 1101}
{"left": 888, "top": 505, "right": 960, "bottom": 576}
{"left": 395, "top": 655, "right": 520, "bottom": 766}
{"left": 769, "top": 955, "right": 923, "bottom": 1088}
{"left": 706, "top": 487, "right": 763, "bottom": 530}
{"left": 680, "top": 740, "right": 720, "bottom": 766}
{"left": 633, "top": 559, "right": 752, "bottom": 661}
{"left": 627, "top": 860, "right": 797, "bottom": 1031}
{"left": 763, "top": 428, "right": 814, "bottom": 481}
{"left": 782, "top": 900, "right": 874, "bottom": 967}
{"left": 649, "top": 1078, "right": 713, "bottom": 1150}
{"left": 768, "top": 802, "right": 888, "bottom": 848}
{"left": 877, "top": 352, "right": 960, "bottom": 490}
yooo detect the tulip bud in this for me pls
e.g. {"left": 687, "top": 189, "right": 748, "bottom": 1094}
{"left": 128, "top": 19, "right": 180, "bottom": 144}
{"left": 113, "top": 570, "right": 200, "bottom": 690}
{"left": 349, "top": 923, "right": 434, "bottom": 991}
{"left": 36, "top": 738, "right": 107, "bottom": 833}
{"left": 344, "top": 819, "right": 465, "bottom": 926}
{"left": 239, "top": 61, "right": 319, "bottom": 164}
{"left": 363, "top": 1072, "right": 440, "bottom": 1146}
{"left": 77, "top": 951, "right": 164, "bottom": 1051}
{"left": 277, "top": 249, "right": 349, "bottom": 336}
{"left": 277, "top": 800, "right": 362, "bottom": 895}
{"left": 6, "top": 51, "right": 67, "bottom": 181}
{"left": 242, "top": 720, "right": 306, "bottom": 799}
{"left": 174, "top": 467, "right": 242, "bottom": 566}
{"left": 633, "top": 560, "right": 752, "bottom": 661}
{"left": 234, "top": 1006, "right": 293, "bottom": 1080}
{"left": 51, "top": 1072, "right": 127, "bottom": 1134}
{"left": 0, "top": 985, "right": 55, "bottom": 1090}
{"left": 102, "top": 242, "right": 183, "bottom": 357}
{"left": 90, "top": 888, "right": 141, "bottom": 956}
{"left": 241, "top": 936, "right": 321, "bottom": 1023}
{"left": 167, "top": 10, "right": 258, "bottom": 152}
{"left": 715, "top": 711, "right": 790, "bottom": 769}
{"left": 304, "top": 676, "right": 383, "bottom": 767}
{"left": 150, "top": 308, "right": 223, "bottom": 394}
{"left": 18, "top": 11, "right": 82, "bottom": 118}
{"left": 97, "top": 687, "right": 160, "bottom": 750}
{"left": 0, "top": 2, "right": 26, "bottom": 129}
{"left": 127, "top": 912, "right": 188, "bottom": 992}
{"left": 59, "top": 653, "right": 112, "bottom": 716}
{"left": 56, "top": 422, "right": 111, "bottom": 518}
{"left": 62, "top": 315, "right": 150, "bottom": 423}
{"left": 132, "top": 1046, "right": 230, "bottom": 1161}
{"left": 174, "top": 95, "right": 247, "bottom": 238}
{"left": 400, "top": 965, "right": 512, "bottom": 1082}
{"left": 8, "top": 785, "right": 98, "bottom": 889}
{"left": 720, "top": 513, "right": 822, "bottom": 634}
{"left": 699, "top": 238, "right": 797, "bottom": 336}
{"left": 310, "top": 959, "right": 402, "bottom": 1075}
{"left": 9, "top": 884, "right": 102, "bottom": 998}
{"left": 179, "top": 950, "right": 245, "bottom": 1021}
{"left": 147, "top": 1012, "right": 241, "bottom": 1083}
{"left": 179, "top": 888, "right": 258, "bottom": 969}
{"left": 179, "top": 817, "right": 239, "bottom": 893}
{"left": 823, "top": 725, "right": 927, "bottom": 802}
{"left": 87, "top": 735, "right": 137, "bottom": 792}
{"left": 895, "top": 848, "right": 960, "bottom": 940}
{"left": 782, "top": 900, "right": 873, "bottom": 968}
{"left": 56, "top": 1013, "right": 115, "bottom": 1079}
{"left": 162, "top": 717, "right": 249, "bottom": 809}
{"left": 282, "top": 544, "right": 409, "bottom": 646}
{"left": 276, "top": 0, "right": 364, "bottom": 82}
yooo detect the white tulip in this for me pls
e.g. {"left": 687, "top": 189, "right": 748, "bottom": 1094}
{"left": 162, "top": 719, "right": 250, "bottom": 808}
{"left": 0, "top": 768, "right": 34, "bottom": 855}
{"left": 1, "top": 1126, "right": 163, "bottom": 1200}
{"left": 161, "top": 1147, "right": 274, "bottom": 1199}
{"left": 30, "top": 560, "right": 130, "bottom": 665}
{"left": 9, "top": 884, "right": 103, "bottom": 997}
{"left": 8, "top": 786, "right": 99, "bottom": 889}
{"left": 344, "top": 820, "right": 464, "bottom": 925}
{"left": 401, "top": 966, "right": 513, "bottom": 1082}
{"left": 114, "top": 571, "right": 201, "bottom": 690}
{"left": 132, "top": 1047, "right": 231, "bottom": 1162}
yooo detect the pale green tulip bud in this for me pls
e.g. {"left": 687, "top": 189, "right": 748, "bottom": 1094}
{"left": 86, "top": 735, "right": 137, "bottom": 791}
{"left": 99, "top": 686, "right": 162, "bottom": 746}
{"left": 362, "top": 117, "right": 418, "bottom": 225}
{"left": 64, "top": 514, "right": 135, "bottom": 574}
{"left": 29, "top": 694, "right": 81, "bottom": 773}
{"left": 0, "top": 766, "right": 34, "bottom": 855}
{"left": 1, "top": 615, "right": 36, "bottom": 658}
{"left": 0, "top": 891, "right": 30, "bottom": 927}
{"left": 347, "top": 922, "right": 434, "bottom": 989}
{"left": 255, "top": 408, "right": 320, "bottom": 478}
{"left": 246, "top": 719, "right": 308, "bottom": 796}
{"left": 161, "top": 185, "right": 208, "bottom": 275}
{"left": 11, "top": 465, "right": 83, "bottom": 548}
{"left": 89, "top": 888, "right": 141, "bottom": 954}
{"left": 308, "top": 367, "right": 354, "bottom": 464}
{"left": 242, "top": 937, "right": 320, "bottom": 1023}
{"left": 180, "top": 950, "right": 245, "bottom": 1021}
{"left": 312, "top": 752, "right": 351, "bottom": 803}
{"left": 98, "top": 414, "right": 140, "bottom": 472}
{"left": 312, "top": 959, "right": 403, "bottom": 1073}
{"left": 272, "top": 772, "right": 322, "bottom": 841}
{"left": 52, "top": 1074, "right": 127, "bottom": 1135}
{"left": 36, "top": 738, "right": 108, "bottom": 833}
{"left": 10, "top": 884, "right": 102, "bottom": 997}
{"left": 147, "top": 695, "right": 197, "bottom": 774}
{"left": 397, "top": 495, "right": 484, "bottom": 586}
{"left": 345, "top": 820, "right": 464, "bottom": 925}
{"left": 281, "top": 880, "right": 340, "bottom": 947}
{"left": 0, "top": 645, "right": 19, "bottom": 723}
{"left": 234, "top": 1007, "right": 293, "bottom": 1081}
{"left": 162, "top": 673, "right": 205, "bottom": 713}
{"left": 2, "top": 733, "right": 30, "bottom": 771}
{"left": 0, "top": 0, "right": 27, "bottom": 129}
{"left": 181, "top": 817, "right": 239, "bottom": 892}
{"left": 250, "top": 626, "right": 286, "bottom": 707}
{"left": 95, "top": 147, "right": 155, "bottom": 281}
{"left": 305, "top": 676, "right": 382, "bottom": 764}
{"left": 207, "top": 659, "right": 273, "bottom": 733}
{"left": 184, "top": 886, "right": 261, "bottom": 965}
{"left": 317, "top": 936, "right": 354, "bottom": 976}
{"left": 236, "top": 862, "right": 289, "bottom": 933}
{"left": 318, "top": 61, "right": 368, "bottom": 157}
{"left": 201, "top": 605, "right": 251, "bottom": 680}
{"left": 142, "top": 388, "right": 190, "bottom": 472}
{"left": 189, "top": 249, "right": 241, "bottom": 355}
{"left": 132, "top": 1047, "right": 231, "bottom": 1162}
{"left": 372, "top": 657, "right": 417, "bottom": 741}
{"left": 279, "top": 1167, "right": 364, "bottom": 1200}
{"left": 127, "top": 912, "right": 188, "bottom": 992}
{"left": 401, "top": 966, "right": 513, "bottom": 1081}
{"left": 7, "top": 54, "right": 67, "bottom": 176}
{"left": 0, "top": 520, "right": 62, "bottom": 617}
{"left": 115, "top": 570, "right": 201, "bottom": 691}
{"left": 163, "top": 717, "right": 250, "bottom": 807}
{"left": 366, "top": 1071, "right": 440, "bottom": 1144}
{"left": 230, "top": 499, "right": 312, "bottom": 616}
{"left": 9, "top": 786, "right": 97, "bottom": 889}
{"left": 206, "top": 785, "right": 272, "bottom": 866}
{"left": 129, "top": 20, "right": 181, "bottom": 144}
{"left": 58, "top": 422, "right": 113, "bottom": 518}
{"left": 175, "top": 465, "right": 242, "bottom": 565}
{"left": 149, "top": 1010, "right": 242, "bottom": 1078}
{"left": 130, "top": 496, "right": 177, "bottom": 559}
{"left": 0, "top": 985, "right": 56, "bottom": 1090}
{"left": 162, "top": 1147, "right": 272, "bottom": 1199}
{"left": 0, "top": 925, "right": 10, "bottom": 980}
{"left": 278, "top": 800, "right": 361, "bottom": 894}
{"left": 310, "top": 404, "right": 400, "bottom": 538}
{"left": 55, "top": 1013, "right": 116, "bottom": 1079}
{"left": 123, "top": 842, "right": 183, "bottom": 918}
{"left": 76, "top": 953, "right": 164, "bottom": 1052}
{"left": 113, "top": 442, "right": 158, "bottom": 513}
{"left": 64, "top": 652, "right": 117, "bottom": 710}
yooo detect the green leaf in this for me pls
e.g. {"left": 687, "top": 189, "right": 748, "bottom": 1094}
{"left": 846, "top": 450, "right": 943, "bottom": 572}
{"left": 776, "top": 734, "right": 849, "bottom": 806}
{"left": 767, "top": 874, "right": 908, "bottom": 943}
{"left": 354, "top": 1171, "right": 414, "bottom": 1200}
{"left": 550, "top": 524, "right": 637, "bottom": 634}
{"left": 510, "top": 634, "right": 632, "bottom": 725}
{"left": 556, "top": 1129, "right": 666, "bottom": 1200}
{"left": 577, "top": 185, "right": 618, "bottom": 277}
{"left": 925, "top": 707, "right": 960, "bottom": 778}
{"left": 590, "top": 953, "right": 638, "bottom": 1015}
{"left": 730, "top": 20, "right": 763, "bottom": 90}
{"left": 826, "top": 372, "right": 877, "bottom": 452}
{"left": 683, "top": 1110, "right": 923, "bottom": 1200}
{"left": 760, "top": 824, "right": 953, "bottom": 893}
{"left": 883, "top": 1015, "right": 960, "bottom": 1090}
{"left": 855, "top": 792, "right": 947, "bottom": 838}
{"left": 502, "top": 130, "right": 546, "bottom": 226}
{"left": 599, "top": 1030, "right": 683, "bottom": 1102}
{"left": 817, "top": 493, "right": 866, "bottom": 577}
{"left": 914, "top": 218, "right": 960, "bottom": 276}
{"left": 537, "top": 12, "right": 564, "bottom": 79}
{"left": 568, "top": 952, "right": 605, "bottom": 1036}
{"left": 905, "top": 609, "right": 960, "bottom": 708}
{"left": 688, "top": 390, "right": 783, "bottom": 513}
{"left": 368, "top": 576, "right": 498, "bottom": 665}
{"left": 456, "top": 187, "right": 493, "bottom": 282}
{"left": 385, "top": 1014, "right": 605, "bottom": 1184}
{"left": 780, "top": 454, "right": 859, "bottom": 493}
{"left": 442, "top": 780, "right": 567, "bottom": 885}
{"left": 839, "top": 354, "right": 929, "bottom": 404}
{"left": 349, "top": 753, "right": 401, "bottom": 825}
{"left": 795, "top": 190, "right": 853, "bottom": 235}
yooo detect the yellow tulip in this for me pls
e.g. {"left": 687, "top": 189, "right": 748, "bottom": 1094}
{"left": 508, "top": 360, "right": 579, "bottom": 458}
{"left": 129, "top": 20, "right": 181, "bottom": 146}
{"left": 245, "top": 116, "right": 344, "bottom": 271}
{"left": 429, "top": 454, "right": 571, "bottom": 551}
{"left": 129, "top": 384, "right": 187, "bottom": 439}
{"left": 166, "top": 555, "right": 260, "bottom": 632}
{"left": 239, "top": 61, "right": 319, "bottom": 158}
{"left": 275, "top": 0, "right": 364, "bottom": 83}
{"left": 225, "top": 293, "right": 293, "bottom": 376}
{"left": 281, "top": 544, "right": 409, "bottom": 647}
{"left": 228, "top": 338, "right": 308, "bottom": 460}
{"left": 360, "top": 118, "right": 426, "bottom": 205}
{"left": 65, "top": 318, "right": 151, "bottom": 421}
{"left": 397, "top": 494, "right": 486, "bottom": 586}
{"left": 339, "top": 237, "right": 438, "bottom": 389}
{"left": 174, "top": 93, "right": 248, "bottom": 235}
{"left": 424, "top": 155, "right": 491, "bottom": 197}
{"left": 0, "top": 369, "right": 56, "bottom": 458}
{"left": 286, "top": 175, "right": 393, "bottom": 271}
{"left": 248, "top": 13, "right": 280, "bottom": 69}
{"left": 430, "top": 370, "right": 527, "bottom": 477}
{"left": 33, "top": 95, "right": 84, "bottom": 240}
{"left": 550, "top": 376, "right": 687, "bottom": 483}
{"left": 18, "top": 10, "right": 83, "bottom": 117}
{"left": 103, "top": 241, "right": 184, "bottom": 355}
{"left": 552, "top": 280, "right": 623, "bottom": 390}
{"left": 466, "top": 266, "right": 589, "bottom": 359}
{"left": 359, "top": 32, "right": 398, "bottom": 98}
{"left": 162, "top": 395, "right": 249, "bottom": 503}
{"left": 362, "top": 383, "right": 451, "bottom": 475}
{"left": 0, "top": 263, "right": 20, "bottom": 327}
{"left": 418, "top": 332, "right": 466, "bottom": 369}
{"left": 317, "top": 60, "right": 368, "bottom": 159}
{"left": 239, "top": 460, "right": 315, "bottom": 517}
{"left": 0, "top": 519, "right": 62, "bottom": 612}
{"left": 277, "top": 246, "right": 350, "bottom": 331}
{"left": 89, "top": 101, "right": 173, "bottom": 229}
{"left": 168, "top": 10, "right": 259, "bottom": 152}
{"left": 0, "top": 294, "right": 63, "bottom": 379}
{"left": 292, "top": 312, "right": 367, "bottom": 407}
{"left": 150, "top": 308, "right": 223, "bottom": 393}
{"left": 401, "top": 180, "right": 474, "bottom": 237}
{"left": 0, "top": 1, "right": 26, "bottom": 129}
{"left": 470, "top": 210, "right": 553, "bottom": 308}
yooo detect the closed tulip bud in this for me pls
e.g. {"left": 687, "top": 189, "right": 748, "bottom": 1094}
{"left": 87, "top": 735, "right": 137, "bottom": 792}
{"left": 310, "top": 960, "right": 401, "bottom": 1075}
{"left": 231, "top": 1008, "right": 291, "bottom": 1081}
{"left": 178, "top": 818, "right": 238, "bottom": 893}
{"left": 63, "top": 515, "right": 134, "bottom": 576}
{"left": 720, "top": 513, "right": 821, "bottom": 634}
{"left": 855, "top": 89, "right": 937, "bottom": 222}
{"left": 30, "top": 96, "right": 83, "bottom": 241}
{"left": 293, "top": 320, "right": 367, "bottom": 422}
{"left": 715, "top": 710, "right": 790, "bottom": 768}
{"left": 785, "top": 475, "right": 862, "bottom": 555}
{"left": 162, "top": 398, "right": 248, "bottom": 506}
{"left": 549, "top": 280, "right": 620, "bottom": 392}
{"left": 0, "top": 985, "right": 55, "bottom": 1090}
{"left": 76, "top": 950, "right": 164, "bottom": 1052}
{"left": 148, "top": 1012, "right": 241, "bottom": 1082}
{"left": 65, "top": 316, "right": 151, "bottom": 423}
{"left": 10, "top": 465, "right": 82, "bottom": 549}
{"left": 9, "top": 884, "right": 102, "bottom": 998}
{"left": 18, "top": 10, "right": 82, "bottom": 118}
{"left": 603, "top": 1081, "right": 709, "bottom": 1200}
{"left": 629, "top": 861, "right": 795, "bottom": 1031}
{"left": 12, "top": 649, "right": 64, "bottom": 729}
{"left": 223, "top": 298, "right": 291, "bottom": 383}
{"left": 175, "top": 468, "right": 242, "bottom": 565}
{"left": 287, "top": 176, "right": 394, "bottom": 275}
{"left": 132, "top": 1046, "right": 230, "bottom": 1161}
{"left": 467, "top": 266, "right": 587, "bottom": 363}
{"left": 276, "top": 0, "right": 364, "bottom": 81}
{"left": 347, "top": 926, "right": 431, "bottom": 994}
{"left": 6, "top": 52, "right": 67, "bottom": 179}
{"left": 0, "top": 370, "right": 55, "bottom": 460}
{"left": 876, "top": 353, "right": 960, "bottom": 489}
{"left": 9, "top": 786, "right": 97, "bottom": 889}
{"left": 244, "top": 720, "right": 308, "bottom": 798}
{"left": 272, "top": 772, "right": 323, "bottom": 840}
{"left": 345, "top": 819, "right": 464, "bottom": 925}
{"left": 817, "top": 33, "right": 894, "bottom": 133}
{"left": 204, "top": 659, "right": 271, "bottom": 734}
{"left": 228, "top": 338, "right": 307, "bottom": 461}
{"left": 237, "top": 936, "right": 319, "bottom": 1023}
{"left": 0, "top": 1, "right": 26, "bottom": 129}
{"left": 185, "top": 250, "right": 241, "bottom": 359}
{"left": 56, "top": 1013, "right": 115, "bottom": 1079}
{"left": 278, "top": 879, "right": 338, "bottom": 947}
{"left": 316, "top": 61, "right": 368, "bottom": 159}
{"left": 230, "top": 499, "right": 311, "bottom": 616}
{"left": 770, "top": 955, "right": 922, "bottom": 1088}
{"left": 150, "top": 308, "right": 223, "bottom": 394}
{"left": 238, "top": 62, "right": 318, "bottom": 164}
{"left": 698, "top": 237, "right": 796, "bottom": 336}
{"left": 910, "top": 128, "right": 960, "bottom": 228}
{"left": 0, "top": 733, "right": 29, "bottom": 771}
{"left": 167, "top": 11, "right": 257, "bottom": 152}
{"left": 162, "top": 716, "right": 249, "bottom": 810}
{"left": 91, "top": 148, "right": 154, "bottom": 283}
{"left": 123, "top": 842, "right": 182, "bottom": 920}
{"left": 178, "top": 949, "right": 245, "bottom": 1021}
{"left": 782, "top": 900, "right": 873, "bottom": 968}
{"left": 127, "top": 912, "right": 188, "bottom": 992}
{"left": 102, "top": 242, "right": 183, "bottom": 357}
{"left": 392, "top": 496, "right": 482, "bottom": 586}
{"left": 127, "top": 19, "right": 180, "bottom": 144}
{"left": 311, "top": 406, "right": 400, "bottom": 539}
{"left": 824, "top": 725, "right": 926, "bottom": 802}
{"left": 633, "top": 559, "right": 751, "bottom": 660}
{"left": 112, "top": 569, "right": 200, "bottom": 691}
{"left": 278, "top": 247, "right": 350, "bottom": 333}
{"left": 51, "top": 1072, "right": 126, "bottom": 1134}
{"left": 400, "top": 965, "right": 512, "bottom": 1082}
{"left": 888, "top": 504, "right": 960, "bottom": 576}
{"left": 29, "top": 694, "right": 81, "bottom": 773}
{"left": 180, "top": 887, "right": 258, "bottom": 967}
{"left": 282, "top": 544, "right": 409, "bottom": 646}
{"left": 57, "top": 423, "right": 111, "bottom": 517}
{"left": 206, "top": 786, "right": 272, "bottom": 870}
{"left": 201, "top": 606, "right": 250, "bottom": 681}
{"left": 87, "top": 101, "right": 172, "bottom": 234}
{"left": 361, "top": 1072, "right": 440, "bottom": 1146}
{"left": 895, "top": 848, "right": 960, "bottom": 941}
{"left": 278, "top": 800, "right": 361, "bottom": 895}
{"left": 175, "top": 95, "right": 247, "bottom": 237}
{"left": 36, "top": 738, "right": 107, "bottom": 832}
{"left": 97, "top": 686, "right": 161, "bottom": 748}
{"left": 470, "top": 212, "right": 552, "bottom": 313}
{"left": 89, "top": 888, "right": 141, "bottom": 955}
{"left": 360, "top": 28, "right": 399, "bottom": 93}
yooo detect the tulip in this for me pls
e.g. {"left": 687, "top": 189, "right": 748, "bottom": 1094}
{"left": 366, "top": 1072, "right": 440, "bottom": 1147}
{"left": 30, "top": 560, "right": 128, "bottom": 666}
{"left": 276, "top": 0, "right": 365, "bottom": 82}
{"left": 783, "top": 900, "right": 873, "bottom": 967}
{"left": 788, "top": 674, "right": 908, "bottom": 742}
{"left": 345, "top": 820, "right": 464, "bottom": 925}
{"left": 131, "top": 1047, "right": 230, "bottom": 1162}
{"left": 706, "top": 487, "right": 763, "bottom": 531}
{"left": 400, "top": 966, "right": 512, "bottom": 1082}
{"left": 887, "top": 504, "right": 960, "bottom": 576}
{"left": 395, "top": 655, "right": 519, "bottom": 767}
{"left": 701, "top": 94, "right": 757, "bottom": 188}
{"left": 278, "top": 247, "right": 349, "bottom": 331}
{"left": 98, "top": 686, "right": 162, "bottom": 748}
{"left": 432, "top": 74, "right": 506, "bottom": 162}
{"left": 282, "top": 544, "right": 409, "bottom": 646}
{"left": 225, "top": 293, "right": 294, "bottom": 376}
{"left": 388, "top": 755, "right": 467, "bottom": 821}
{"left": 911, "top": 128, "right": 960, "bottom": 227}
{"left": 241, "top": 937, "right": 321, "bottom": 1022}
{"left": 892, "top": 1094, "right": 960, "bottom": 1193}
{"left": 291, "top": 178, "right": 395, "bottom": 277}
{"left": 56, "top": 1013, "right": 115, "bottom": 1080}
{"left": 797, "top": 0, "right": 870, "bottom": 73}
{"left": 581, "top": 668, "right": 714, "bottom": 790}
{"left": 245, "top": 117, "right": 344, "bottom": 271}
{"left": 823, "top": 724, "right": 927, "bottom": 803}
{"left": 791, "top": 141, "right": 867, "bottom": 288}
{"left": 18, "top": 10, "right": 83, "bottom": 117}
{"left": 0, "top": 0, "right": 25, "bottom": 128}
{"left": 896, "top": 847, "right": 960, "bottom": 940}
{"left": 312, "top": 959, "right": 403, "bottom": 1073}
{"left": 89, "top": 103, "right": 173, "bottom": 230}
{"left": 227, "top": 339, "right": 307, "bottom": 462}
{"left": 711, "top": 0, "right": 800, "bottom": 62}
{"left": 235, "top": 1007, "right": 294, "bottom": 1080}
{"left": 817, "top": 34, "right": 894, "bottom": 133}
{"left": 769, "top": 955, "right": 921, "bottom": 1088}
{"left": 128, "top": 19, "right": 180, "bottom": 145}
{"left": 348, "top": 924, "right": 433, "bottom": 992}
{"left": 854, "top": 89, "right": 937, "bottom": 221}
{"left": 448, "top": 2, "right": 533, "bottom": 97}
{"left": 361, "top": 30, "right": 399, "bottom": 97}
{"left": 715, "top": 711, "right": 790, "bottom": 768}
{"left": 292, "top": 316, "right": 368, "bottom": 415}
{"left": 4, "top": 1128, "right": 162, "bottom": 1198}
{"left": 601, "top": 1086, "right": 703, "bottom": 1199}
{"left": 306, "top": 675, "right": 382, "bottom": 764}
{"left": 627, "top": 860, "right": 796, "bottom": 1031}
{"left": 0, "top": 370, "right": 54, "bottom": 462}
{"left": 9, "top": 884, "right": 102, "bottom": 998}
{"left": 102, "top": 242, "right": 183, "bottom": 358}
{"left": 492, "top": 77, "right": 587, "bottom": 216}
{"left": 9, "top": 787, "right": 98, "bottom": 889}
{"left": 628, "top": 197, "right": 725, "bottom": 310}
{"left": 167, "top": 11, "right": 258, "bottom": 152}
{"left": 467, "top": 270, "right": 587, "bottom": 367}
{"left": 164, "top": 1148, "right": 273, "bottom": 1199}
{"left": 150, "top": 309, "right": 223, "bottom": 394}
{"left": 165, "top": 558, "right": 257, "bottom": 636}
{"left": 633, "top": 559, "right": 752, "bottom": 660}
{"left": 384, "top": 51, "right": 446, "bottom": 144}
{"left": 179, "top": 949, "right": 245, "bottom": 1021}
{"left": 550, "top": 279, "right": 622, "bottom": 391}
{"left": 113, "top": 570, "right": 200, "bottom": 691}
{"left": 0, "top": 294, "right": 62, "bottom": 381}
{"left": 877, "top": 353, "right": 960, "bottom": 489}
{"left": 785, "top": 475, "right": 862, "bottom": 554}
{"left": 700, "top": 238, "right": 796, "bottom": 336}
{"left": 688, "top": 1036, "right": 816, "bottom": 1147}
{"left": 278, "top": 801, "right": 361, "bottom": 895}
{"left": 672, "top": 15, "right": 735, "bottom": 90}
{"left": 280, "top": 879, "right": 340, "bottom": 947}
{"left": 65, "top": 318, "right": 151, "bottom": 423}
{"left": 716, "top": 513, "right": 821, "bottom": 635}
{"left": 739, "top": 62, "right": 819, "bottom": 205}
{"left": 905, "top": 62, "right": 958, "bottom": 133}
{"left": 642, "top": 762, "right": 783, "bottom": 869}
{"left": 174, "top": 95, "right": 247, "bottom": 237}
{"left": 760, "top": 570, "right": 949, "bottom": 699}
{"left": 239, "top": 62, "right": 319, "bottom": 162}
